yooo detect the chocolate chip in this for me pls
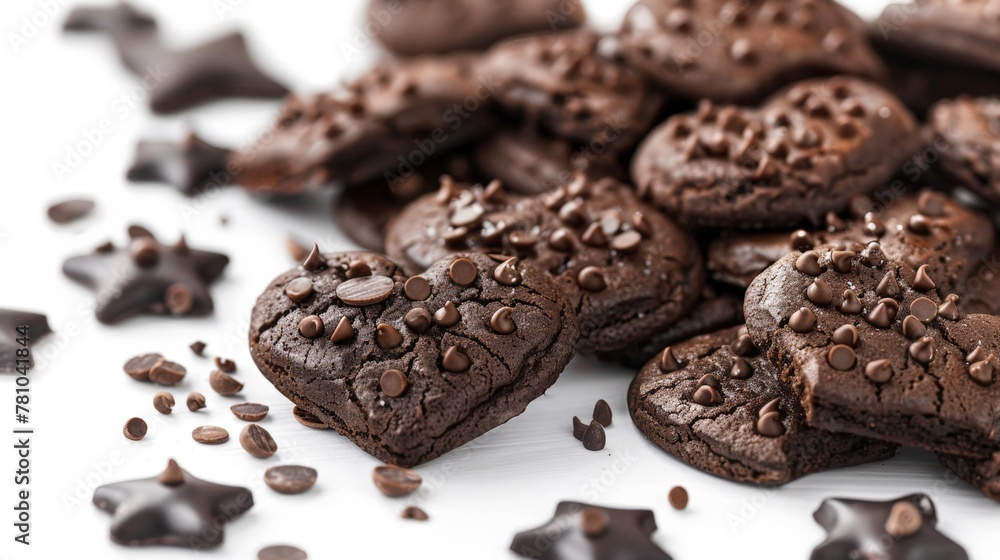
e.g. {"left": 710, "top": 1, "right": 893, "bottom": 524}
{"left": 165, "top": 283, "right": 195, "bottom": 315}
{"left": 345, "top": 260, "right": 371, "bottom": 279}
{"left": 123, "top": 417, "right": 148, "bottom": 441}
{"left": 158, "top": 459, "right": 185, "bottom": 486}
{"left": 729, "top": 356, "right": 753, "bottom": 379}
{"left": 632, "top": 212, "right": 653, "bottom": 237}
{"left": 913, "top": 265, "right": 936, "bottom": 293}
{"left": 867, "top": 302, "right": 893, "bottom": 329}
{"left": 730, "top": 334, "right": 755, "bottom": 356}
{"left": 593, "top": 399, "right": 613, "bottom": 427}
{"left": 967, "top": 346, "right": 987, "bottom": 363}
{"left": 286, "top": 237, "right": 311, "bottom": 262}
{"left": 790, "top": 307, "right": 816, "bottom": 333}
{"left": 404, "top": 276, "right": 431, "bottom": 301}
{"left": 449, "top": 258, "right": 478, "bottom": 286}
{"left": 130, "top": 237, "right": 160, "bottom": 267}
{"left": 668, "top": 486, "right": 688, "bottom": 510}
{"left": 917, "top": 191, "right": 946, "bottom": 217}
{"left": 404, "top": 308, "right": 432, "bottom": 333}
{"left": 148, "top": 360, "right": 186, "bottom": 386}
{"left": 189, "top": 341, "right": 206, "bottom": 356}
{"left": 885, "top": 501, "right": 923, "bottom": 539}
{"left": 660, "top": 347, "right": 682, "bottom": 372}
{"left": 608, "top": 230, "right": 642, "bottom": 253}
{"left": 380, "top": 369, "right": 408, "bottom": 398}
{"left": 807, "top": 279, "right": 833, "bottom": 306}
{"left": 124, "top": 353, "right": 164, "bottom": 380}
{"left": 909, "top": 297, "right": 938, "bottom": 323}
{"left": 210, "top": 370, "right": 243, "bottom": 396}
{"left": 582, "top": 420, "right": 606, "bottom": 451}
{"left": 328, "top": 316, "right": 355, "bottom": 343}
{"left": 285, "top": 277, "right": 313, "bottom": 303}
{"left": 508, "top": 230, "right": 539, "bottom": 249}
{"left": 790, "top": 230, "right": 815, "bottom": 251}
{"left": 902, "top": 316, "right": 927, "bottom": 340}
{"left": 490, "top": 307, "right": 516, "bottom": 335}
{"left": 795, "top": 251, "right": 823, "bottom": 276}
{"left": 841, "top": 289, "right": 862, "bottom": 314}
{"left": 877, "top": 272, "right": 900, "bottom": 297}
{"left": 231, "top": 403, "right": 270, "bottom": 421}
{"left": 192, "top": 426, "right": 229, "bottom": 445}
{"left": 215, "top": 357, "right": 236, "bottom": 373}
{"left": 909, "top": 337, "right": 934, "bottom": 365}
{"left": 298, "top": 315, "right": 324, "bottom": 338}
{"left": 827, "top": 345, "right": 856, "bottom": 371}
{"left": 832, "top": 324, "right": 859, "bottom": 347}
{"left": 548, "top": 227, "right": 574, "bottom": 251}
{"left": 757, "top": 411, "right": 785, "bottom": 438}
{"left": 692, "top": 385, "right": 722, "bottom": 406}
{"left": 581, "top": 222, "right": 608, "bottom": 248}
{"left": 938, "top": 294, "right": 961, "bottom": 320}
{"left": 337, "top": 275, "right": 395, "bottom": 306}
{"left": 865, "top": 359, "right": 893, "bottom": 383}
{"left": 433, "top": 301, "right": 460, "bottom": 327}
{"left": 441, "top": 345, "right": 470, "bottom": 372}
{"left": 831, "top": 250, "right": 855, "bottom": 273}
{"left": 258, "top": 545, "right": 308, "bottom": 560}
{"left": 401, "top": 506, "right": 429, "bottom": 522}
{"left": 293, "top": 406, "right": 327, "bottom": 429}
{"left": 493, "top": 257, "right": 523, "bottom": 286}
{"left": 908, "top": 214, "right": 931, "bottom": 234}
{"left": 264, "top": 465, "right": 317, "bottom": 495}
{"left": 376, "top": 323, "right": 403, "bottom": 349}
{"left": 969, "top": 360, "right": 995, "bottom": 386}
{"left": 301, "top": 243, "right": 325, "bottom": 271}
{"left": 577, "top": 266, "right": 606, "bottom": 292}
{"left": 372, "top": 465, "right": 422, "bottom": 497}
{"left": 573, "top": 416, "right": 588, "bottom": 441}
{"left": 240, "top": 424, "right": 277, "bottom": 458}
{"left": 186, "top": 391, "right": 206, "bottom": 411}
{"left": 47, "top": 198, "right": 95, "bottom": 224}
{"left": 581, "top": 507, "right": 610, "bottom": 537}
{"left": 153, "top": 392, "right": 175, "bottom": 414}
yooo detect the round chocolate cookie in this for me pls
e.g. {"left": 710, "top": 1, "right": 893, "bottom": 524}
{"left": 628, "top": 326, "right": 897, "bottom": 485}
{"left": 249, "top": 251, "right": 578, "bottom": 467}
{"left": 632, "top": 77, "right": 920, "bottom": 228}
{"left": 384, "top": 175, "right": 705, "bottom": 353}
{"left": 481, "top": 31, "right": 664, "bottom": 152}
{"left": 744, "top": 244, "right": 1000, "bottom": 458}
{"left": 370, "top": 0, "right": 585, "bottom": 56}
{"left": 619, "top": 0, "right": 884, "bottom": 103}
{"left": 707, "top": 190, "right": 996, "bottom": 298}
{"left": 930, "top": 97, "right": 1000, "bottom": 206}
{"left": 231, "top": 55, "right": 495, "bottom": 194}
{"left": 939, "top": 452, "right": 1000, "bottom": 503}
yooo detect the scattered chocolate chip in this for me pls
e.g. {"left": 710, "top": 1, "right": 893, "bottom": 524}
{"left": 827, "top": 345, "right": 856, "bottom": 371}
{"left": 832, "top": 324, "right": 859, "bottom": 347}
{"left": 841, "top": 289, "right": 863, "bottom": 314}
{"left": 593, "top": 399, "right": 612, "bottom": 427}
{"left": 285, "top": 277, "right": 313, "bottom": 303}
{"left": 345, "top": 260, "right": 372, "bottom": 279}
{"left": 401, "top": 506, "right": 429, "bottom": 521}
{"left": 292, "top": 406, "right": 327, "bottom": 429}
{"left": 790, "top": 230, "right": 815, "bottom": 251}
{"left": 581, "top": 506, "right": 610, "bottom": 537}
{"left": 692, "top": 385, "right": 722, "bottom": 406}
{"left": 264, "top": 465, "right": 317, "bottom": 495}
{"left": 158, "top": 459, "right": 185, "bottom": 486}
{"left": 909, "top": 337, "right": 934, "bottom": 365}
{"left": 582, "top": 420, "right": 606, "bottom": 451}
{"left": 573, "top": 416, "right": 588, "bottom": 441}
{"left": 902, "top": 316, "right": 927, "bottom": 340}
{"left": 192, "top": 426, "right": 229, "bottom": 445}
{"left": 286, "top": 238, "right": 311, "bottom": 262}
{"left": 302, "top": 243, "right": 325, "bottom": 271}
{"left": 165, "top": 284, "right": 194, "bottom": 315}
{"left": 380, "top": 369, "right": 408, "bottom": 398}
{"left": 730, "top": 356, "right": 753, "bottom": 379}
{"left": 441, "top": 345, "right": 471, "bottom": 372}
{"left": 336, "top": 275, "right": 395, "bottom": 306}
{"left": 186, "top": 392, "right": 206, "bottom": 411}
{"left": 148, "top": 360, "right": 187, "bottom": 386}
{"left": 938, "top": 294, "right": 961, "bottom": 320}
{"left": 449, "top": 257, "right": 478, "bottom": 286}
{"left": 790, "top": 307, "right": 817, "bottom": 333}
{"left": 757, "top": 401, "right": 786, "bottom": 438}
{"left": 489, "top": 306, "right": 516, "bottom": 335}
{"left": 404, "top": 276, "right": 431, "bottom": 301}
{"left": 259, "top": 545, "right": 308, "bottom": 560}
{"left": 153, "top": 391, "right": 175, "bottom": 414}
{"left": 189, "top": 341, "right": 207, "bottom": 356}
{"left": 730, "top": 334, "right": 755, "bottom": 356}
{"left": 795, "top": 251, "right": 823, "bottom": 276}
{"left": 548, "top": 228, "right": 574, "bottom": 251}
{"left": 373, "top": 465, "right": 422, "bottom": 497}
{"left": 130, "top": 237, "right": 160, "bottom": 267}
{"left": 493, "top": 257, "right": 523, "bottom": 286}
{"left": 577, "top": 266, "right": 606, "bottom": 292}
{"left": 969, "top": 360, "right": 995, "bottom": 386}
{"left": 231, "top": 403, "right": 269, "bottom": 421}
{"left": 913, "top": 265, "right": 936, "bottom": 292}
{"left": 831, "top": 250, "right": 855, "bottom": 273}
{"left": 864, "top": 359, "right": 893, "bottom": 384}
{"left": 612, "top": 230, "right": 642, "bottom": 253}
{"left": 47, "top": 198, "right": 95, "bottom": 224}
{"left": 124, "top": 353, "right": 164, "bottom": 381}
{"left": 330, "top": 316, "right": 356, "bottom": 343}
{"left": 910, "top": 297, "right": 938, "bottom": 322}
{"left": 866, "top": 302, "right": 894, "bottom": 329}
{"left": 298, "top": 315, "right": 324, "bottom": 338}
{"left": 884, "top": 501, "right": 922, "bottom": 539}
{"left": 375, "top": 323, "right": 403, "bottom": 349}
{"left": 209, "top": 370, "right": 243, "bottom": 396}
{"left": 240, "top": 424, "right": 277, "bottom": 458}
{"left": 877, "top": 272, "right": 900, "bottom": 297}
{"left": 668, "top": 486, "right": 688, "bottom": 510}
{"left": 807, "top": 279, "right": 833, "bottom": 306}
{"left": 123, "top": 417, "right": 148, "bottom": 441}
{"left": 433, "top": 301, "right": 461, "bottom": 327}
{"left": 660, "top": 346, "right": 682, "bottom": 372}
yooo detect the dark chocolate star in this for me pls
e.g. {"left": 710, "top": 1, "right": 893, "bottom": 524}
{"left": 510, "top": 502, "right": 672, "bottom": 560}
{"left": 62, "top": 227, "right": 229, "bottom": 324}
{"left": 127, "top": 132, "right": 231, "bottom": 196}
{"left": 0, "top": 310, "right": 51, "bottom": 372}
{"left": 148, "top": 32, "right": 289, "bottom": 114}
{"left": 93, "top": 459, "right": 253, "bottom": 548}
{"left": 63, "top": 2, "right": 156, "bottom": 34}
{"left": 811, "top": 494, "right": 968, "bottom": 560}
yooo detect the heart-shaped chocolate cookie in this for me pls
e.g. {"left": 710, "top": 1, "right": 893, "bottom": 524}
{"left": 632, "top": 77, "right": 920, "bottom": 228}
{"left": 745, "top": 243, "right": 1000, "bottom": 457}
{"left": 250, "top": 251, "right": 578, "bottom": 467}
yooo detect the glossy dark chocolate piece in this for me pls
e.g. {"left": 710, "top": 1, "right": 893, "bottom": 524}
{"left": 0, "top": 310, "right": 51, "bottom": 371}
{"left": 127, "top": 132, "right": 231, "bottom": 196}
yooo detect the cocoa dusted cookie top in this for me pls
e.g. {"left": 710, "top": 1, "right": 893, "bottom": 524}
{"left": 385, "top": 175, "right": 705, "bottom": 352}
{"left": 632, "top": 77, "right": 920, "bottom": 228}
{"left": 230, "top": 55, "right": 495, "bottom": 194}
{"left": 930, "top": 97, "right": 1000, "bottom": 205}
{"left": 249, "top": 251, "right": 578, "bottom": 467}
{"left": 874, "top": 1, "right": 1000, "bottom": 73}
{"left": 481, "top": 31, "right": 664, "bottom": 152}
{"left": 370, "top": 0, "right": 586, "bottom": 56}
{"left": 628, "top": 326, "right": 896, "bottom": 485}
{"left": 744, "top": 243, "right": 1000, "bottom": 458}
{"left": 619, "top": 0, "right": 884, "bottom": 103}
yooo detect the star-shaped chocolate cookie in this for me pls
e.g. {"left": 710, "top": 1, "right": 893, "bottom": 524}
{"left": 811, "top": 494, "right": 968, "bottom": 560}
{"left": 63, "top": 228, "right": 229, "bottom": 324}
{"left": 0, "top": 310, "right": 51, "bottom": 372}
{"left": 510, "top": 502, "right": 672, "bottom": 560}
{"left": 127, "top": 132, "right": 231, "bottom": 196}
{"left": 93, "top": 459, "right": 253, "bottom": 548}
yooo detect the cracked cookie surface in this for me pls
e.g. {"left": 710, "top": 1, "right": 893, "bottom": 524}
{"left": 250, "top": 251, "right": 578, "bottom": 467}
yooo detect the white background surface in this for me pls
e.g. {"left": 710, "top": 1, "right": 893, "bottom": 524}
{"left": 1, "top": 1, "right": 996, "bottom": 558}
